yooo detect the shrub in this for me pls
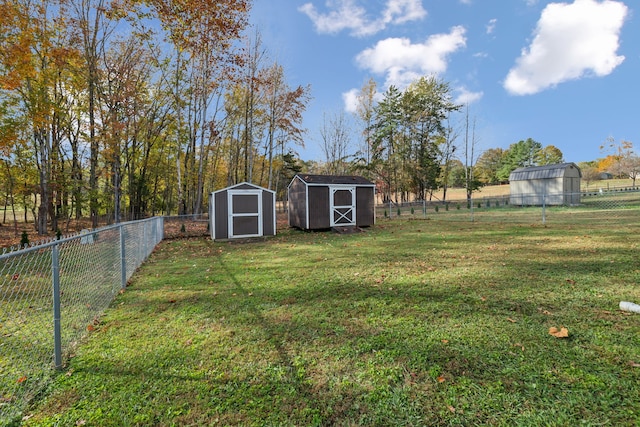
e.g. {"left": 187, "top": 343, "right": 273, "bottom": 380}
{"left": 456, "top": 204, "right": 461, "bottom": 210}
{"left": 435, "top": 205, "right": 439, "bottom": 213}
{"left": 20, "top": 230, "right": 29, "bottom": 248}
{"left": 180, "top": 223, "right": 186, "bottom": 233}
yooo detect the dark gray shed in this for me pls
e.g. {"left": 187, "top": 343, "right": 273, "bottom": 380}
{"left": 210, "top": 182, "right": 276, "bottom": 240}
{"left": 288, "top": 174, "right": 376, "bottom": 230}
{"left": 509, "top": 162, "right": 581, "bottom": 206}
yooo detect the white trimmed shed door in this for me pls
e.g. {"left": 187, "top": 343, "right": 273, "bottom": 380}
{"left": 228, "top": 189, "right": 262, "bottom": 238}
{"left": 330, "top": 186, "right": 356, "bottom": 227}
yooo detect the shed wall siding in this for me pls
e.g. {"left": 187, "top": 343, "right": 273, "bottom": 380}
{"left": 288, "top": 178, "right": 307, "bottom": 229}
{"left": 214, "top": 191, "right": 229, "bottom": 239}
{"left": 308, "top": 186, "right": 330, "bottom": 229}
{"left": 356, "top": 187, "right": 375, "bottom": 227}
{"left": 263, "top": 192, "right": 275, "bottom": 236}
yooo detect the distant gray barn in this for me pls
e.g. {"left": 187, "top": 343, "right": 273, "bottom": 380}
{"left": 509, "top": 163, "right": 582, "bottom": 206}
{"left": 288, "top": 174, "right": 376, "bottom": 230}
{"left": 210, "top": 182, "right": 276, "bottom": 240}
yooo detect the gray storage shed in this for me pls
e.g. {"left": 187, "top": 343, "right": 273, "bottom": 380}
{"left": 210, "top": 182, "right": 276, "bottom": 240}
{"left": 509, "top": 162, "right": 581, "bottom": 206}
{"left": 288, "top": 174, "right": 376, "bottom": 230}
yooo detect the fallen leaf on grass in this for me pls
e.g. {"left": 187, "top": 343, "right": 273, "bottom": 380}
{"left": 86, "top": 324, "right": 95, "bottom": 332}
{"left": 437, "top": 376, "right": 446, "bottom": 383}
{"left": 549, "top": 327, "right": 569, "bottom": 338}
{"left": 17, "top": 376, "right": 27, "bottom": 384}
{"left": 447, "top": 405, "right": 456, "bottom": 413}
{"left": 629, "top": 361, "right": 640, "bottom": 368}
{"left": 565, "top": 279, "right": 576, "bottom": 285}
{"left": 507, "top": 317, "right": 517, "bottom": 323}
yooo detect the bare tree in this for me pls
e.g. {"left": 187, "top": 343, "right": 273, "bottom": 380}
{"left": 463, "top": 105, "right": 482, "bottom": 204}
{"left": 320, "top": 111, "right": 353, "bottom": 175}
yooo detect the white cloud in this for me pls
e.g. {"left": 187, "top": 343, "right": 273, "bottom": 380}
{"left": 342, "top": 87, "right": 385, "bottom": 114}
{"left": 343, "top": 89, "right": 359, "bottom": 114}
{"left": 355, "top": 26, "right": 467, "bottom": 88}
{"left": 486, "top": 18, "right": 497, "bottom": 35}
{"left": 455, "top": 87, "right": 483, "bottom": 105}
{"left": 504, "top": 0, "right": 628, "bottom": 95}
{"left": 383, "top": 0, "right": 428, "bottom": 24}
{"left": 299, "top": 0, "right": 427, "bottom": 37}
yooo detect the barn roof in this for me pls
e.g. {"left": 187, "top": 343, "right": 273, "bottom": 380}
{"left": 293, "top": 174, "right": 375, "bottom": 186}
{"left": 509, "top": 163, "right": 581, "bottom": 181}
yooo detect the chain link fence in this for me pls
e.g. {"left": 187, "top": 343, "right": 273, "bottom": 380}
{"left": 0, "top": 217, "right": 164, "bottom": 426}
{"left": 376, "top": 189, "right": 640, "bottom": 225}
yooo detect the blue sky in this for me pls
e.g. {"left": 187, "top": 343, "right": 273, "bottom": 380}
{"left": 251, "top": 0, "right": 637, "bottom": 164}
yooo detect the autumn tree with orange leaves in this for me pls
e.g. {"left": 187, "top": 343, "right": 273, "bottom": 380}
{"left": 598, "top": 137, "right": 639, "bottom": 185}
{"left": 0, "top": 0, "right": 272, "bottom": 233}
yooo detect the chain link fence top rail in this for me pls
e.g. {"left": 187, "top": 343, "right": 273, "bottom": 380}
{"left": 375, "top": 190, "right": 640, "bottom": 225}
{"left": 0, "top": 217, "right": 163, "bottom": 426}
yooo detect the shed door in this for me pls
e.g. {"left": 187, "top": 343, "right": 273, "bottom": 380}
{"left": 228, "top": 190, "right": 262, "bottom": 238}
{"left": 330, "top": 186, "right": 355, "bottom": 227}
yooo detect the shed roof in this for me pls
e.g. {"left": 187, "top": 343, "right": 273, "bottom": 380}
{"left": 509, "top": 163, "right": 581, "bottom": 181}
{"left": 293, "top": 174, "right": 375, "bottom": 186}
{"left": 211, "top": 182, "right": 275, "bottom": 195}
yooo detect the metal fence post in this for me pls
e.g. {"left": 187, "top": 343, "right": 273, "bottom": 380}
{"left": 120, "top": 224, "right": 127, "bottom": 289}
{"left": 52, "top": 243, "right": 62, "bottom": 370}
{"left": 542, "top": 193, "right": 547, "bottom": 225}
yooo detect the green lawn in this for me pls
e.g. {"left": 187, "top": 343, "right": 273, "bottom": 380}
{"left": 22, "top": 218, "right": 640, "bottom": 426}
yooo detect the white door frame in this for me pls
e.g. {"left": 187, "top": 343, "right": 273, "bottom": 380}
{"left": 228, "top": 189, "right": 262, "bottom": 238}
{"left": 329, "top": 186, "right": 356, "bottom": 227}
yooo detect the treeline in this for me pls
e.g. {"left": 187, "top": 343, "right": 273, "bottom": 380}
{"left": 316, "top": 77, "right": 638, "bottom": 202}
{"left": 0, "top": 0, "right": 311, "bottom": 234}
{"left": 317, "top": 78, "right": 568, "bottom": 204}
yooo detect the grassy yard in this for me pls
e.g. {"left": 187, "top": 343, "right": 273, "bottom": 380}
{"left": 22, "top": 218, "right": 640, "bottom": 426}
